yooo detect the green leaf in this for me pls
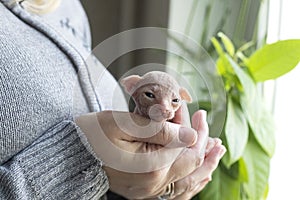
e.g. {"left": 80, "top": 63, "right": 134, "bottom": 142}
{"left": 226, "top": 55, "right": 256, "bottom": 97}
{"left": 237, "top": 41, "right": 255, "bottom": 53}
{"left": 263, "top": 184, "right": 269, "bottom": 200}
{"left": 242, "top": 134, "right": 270, "bottom": 200}
{"left": 235, "top": 51, "right": 249, "bottom": 64}
{"left": 215, "top": 55, "right": 240, "bottom": 93}
{"left": 225, "top": 55, "right": 260, "bottom": 131}
{"left": 221, "top": 161, "right": 239, "bottom": 179}
{"left": 216, "top": 54, "right": 237, "bottom": 74}
{"left": 220, "top": 135, "right": 232, "bottom": 168}
{"left": 213, "top": 39, "right": 230, "bottom": 77}
{"left": 248, "top": 107, "right": 276, "bottom": 156}
{"left": 221, "top": 149, "right": 231, "bottom": 168}
{"left": 211, "top": 37, "right": 224, "bottom": 56}
{"left": 225, "top": 98, "right": 249, "bottom": 166}
{"left": 199, "top": 168, "right": 241, "bottom": 200}
{"left": 239, "top": 88, "right": 275, "bottom": 156}
{"left": 218, "top": 32, "right": 235, "bottom": 56}
{"left": 216, "top": 56, "right": 227, "bottom": 76}
{"left": 247, "top": 39, "right": 300, "bottom": 82}
{"left": 226, "top": 55, "right": 275, "bottom": 156}
{"left": 238, "top": 158, "right": 249, "bottom": 182}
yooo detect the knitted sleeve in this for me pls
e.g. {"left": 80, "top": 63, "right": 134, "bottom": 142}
{"left": 0, "top": 1, "right": 110, "bottom": 199}
{"left": 0, "top": 121, "right": 109, "bottom": 199}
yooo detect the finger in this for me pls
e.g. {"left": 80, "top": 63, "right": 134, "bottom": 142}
{"left": 196, "top": 177, "right": 211, "bottom": 191}
{"left": 205, "top": 137, "right": 222, "bottom": 155}
{"left": 191, "top": 179, "right": 211, "bottom": 196}
{"left": 191, "top": 110, "right": 209, "bottom": 158}
{"left": 166, "top": 147, "right": 204, "bottom": 186}
{"left": 187, "top": 144, "right": 226, "bottom": 183}
{"left": 172, "top": 181, "right": 208, "bottom": 200}
{"left": 145, "top": 124, "right": 198, "bottom": 148}
{"left": 127, "top": 122, "right": 198, "bottom": 148}
{"left": 171, "top": 145, "right": 225, "bottom": 199}
{"left": 171, "top": 176, "right": 210, "bottom": 200}
{"left": 124, "top": 120, "right": 198, "bottom": 148}
{"left": 99, "top": 111, "right": 197, "bottom": 148}
{"left": 202, "top": 144, "right": 226, "bottom": 172}
{"left": 205, "top": 137, "right": 215, "bottom": 155}
{"left": 78, "top": 111, "right": 198, "bottom": 173}
{"left": 172, "top": 102, "right": 191, "bottom": 127}
{"left": 192, "top": 110, "right": 208, "bottom": 138}
{"left": 162, "top": 111, "right": 208, "bottom": 182}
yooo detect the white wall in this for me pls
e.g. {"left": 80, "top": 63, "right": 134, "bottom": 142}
{"left": 267, "top": 0, "right": 300, "bottom": 199}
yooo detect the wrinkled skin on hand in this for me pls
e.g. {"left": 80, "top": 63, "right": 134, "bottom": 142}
{"left": 76, "top": 104, "right": 226, "bottom": 200}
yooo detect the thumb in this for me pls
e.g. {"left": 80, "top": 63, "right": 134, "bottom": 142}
{"left": 135, "top": 122, "right": 198, "bottom": 148}
{"left": 101, "top": 111, "right": 198, "bottom": 148}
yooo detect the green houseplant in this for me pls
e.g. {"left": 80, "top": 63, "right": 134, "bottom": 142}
{"left": 167, "top": 1, "right": 300, "bottom": 198}
{"left": 167, "top": 1, "right": 300, "bottom": 199}
{"left": 193, "top": 33, "right": 300, "bottom": 200}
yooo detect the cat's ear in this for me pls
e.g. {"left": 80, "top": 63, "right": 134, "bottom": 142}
{"left": 179, "top": 88, "right": 192, "bottom": 103}
{"left": 120, "top": 75, "right": 142, "bottom": 94}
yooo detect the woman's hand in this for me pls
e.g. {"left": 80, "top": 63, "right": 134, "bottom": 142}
{"left": 164, "top": 111, "right": 226, "bottom": 199}
{"left": 75, "top": 106, "right": 225, "bottom": 200}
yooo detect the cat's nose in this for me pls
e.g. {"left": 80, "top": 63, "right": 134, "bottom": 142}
{"left": 160, "top": 107, "right": 166, "bottom": 112}
{"left": 160, "top": 106, "right": 170, "bottom": 114}
{"left": 160, "top": 101, "right": 171, "bottom": 111}
{"left": 160, "top": 107, "right": 172, "bottom": 116}
{"left": 148, "top": 104, "right": 174, "bottom": 121}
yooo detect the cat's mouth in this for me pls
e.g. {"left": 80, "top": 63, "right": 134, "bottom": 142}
{"left": 148, "top": 112, "right": 174, "bottom": 122}
{"left": 147, "top": 105, "right": 175, "bottom": 121}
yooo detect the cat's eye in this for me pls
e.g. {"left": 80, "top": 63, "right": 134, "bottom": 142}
{"left": 145, "top": 92, "right": 155, "bottom": 98}
{"left": 172, "top": 98, "right": 180, "bottom": 103}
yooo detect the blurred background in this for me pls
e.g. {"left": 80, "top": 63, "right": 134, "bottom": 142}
{"left": 81, "top": 0, "right": 300, "bottom": 199}
{"left": 266, "top": 0, "right": 300, "bottom": 199}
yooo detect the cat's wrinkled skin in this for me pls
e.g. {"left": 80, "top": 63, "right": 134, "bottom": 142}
{"left": 121, "top": 71, "right": 192, "bottom": 122}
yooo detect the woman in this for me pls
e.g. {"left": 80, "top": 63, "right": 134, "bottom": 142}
{"left": 0, "top": 0, "right": 226, "bottom": 199}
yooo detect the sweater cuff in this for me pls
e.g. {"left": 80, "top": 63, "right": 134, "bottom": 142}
{"left": 0, "top": 120, "right": 109, "bottom": 199}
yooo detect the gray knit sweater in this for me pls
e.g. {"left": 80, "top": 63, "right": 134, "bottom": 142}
{"left": 0, "top": 0, "right": 122, "bottom": 199}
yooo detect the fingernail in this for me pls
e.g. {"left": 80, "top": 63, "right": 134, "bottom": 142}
{"left": 179, "top": 127, "right": 197, "bottom": 146}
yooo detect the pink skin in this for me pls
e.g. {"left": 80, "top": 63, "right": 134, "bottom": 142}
{"left": 132, "top": 84, "right": 181, "bottom": 121}
{"left": 121, "top": 71, "right": 192, "bottom": 122}
{"left": 118, "top": 72, "right": 226, "bottom": 199}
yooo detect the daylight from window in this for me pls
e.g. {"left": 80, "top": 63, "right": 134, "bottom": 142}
{"left": 267, "top": 0, "right": 300, "bottom": 199}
